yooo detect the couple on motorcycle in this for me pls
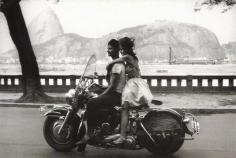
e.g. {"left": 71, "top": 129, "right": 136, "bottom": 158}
{"left": 80, "top": 37, "right": 153, "bottom": 146}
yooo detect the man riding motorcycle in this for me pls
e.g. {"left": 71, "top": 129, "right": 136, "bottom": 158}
{"left": 79, "top": 39, "right": 126, "bottom": 146}
{"left": 40, "top": 40, "right": 200, "bottom": 156}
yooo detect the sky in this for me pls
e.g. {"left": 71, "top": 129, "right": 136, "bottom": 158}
{"left": 2, "top": 0, "right": 236, "bottom": 44}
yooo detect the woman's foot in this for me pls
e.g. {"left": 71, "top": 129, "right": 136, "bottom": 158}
{"left": 104, "top": 134, "right": 120, "bottom": 142}
{"left": 112, "top": 137, "right": 126, "bottom": 145}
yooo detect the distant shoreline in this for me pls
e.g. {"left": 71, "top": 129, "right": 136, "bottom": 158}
{"left": 0, "top": 64, "right": 235, "bottom": 76}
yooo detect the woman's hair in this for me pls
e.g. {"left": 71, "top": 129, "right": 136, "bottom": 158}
{"left": 119, "top": 37, "right": 138, "bottom": 60}
{"left": 108, "top": 39, "right": 119, "bottom": 49}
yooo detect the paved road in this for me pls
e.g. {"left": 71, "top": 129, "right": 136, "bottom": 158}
{"left": 0, "top": 107, "right": 236, "bottom": 158}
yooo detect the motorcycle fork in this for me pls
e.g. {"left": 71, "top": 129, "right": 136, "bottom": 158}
{"left": 77, "top": 114, "right": 87, "bottom": 136}
{"left": 58, "top": 109, "right": 74, "bottom": 135}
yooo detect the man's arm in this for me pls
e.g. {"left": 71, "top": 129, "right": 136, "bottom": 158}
{"left": 106, "top": 55, "right": 128, "bottom": 71}
{"left": 100, "top": 73, "right": 120, "bottom": 96}
{"left": 109, "top": 55, "right": 129, "bottom": 65}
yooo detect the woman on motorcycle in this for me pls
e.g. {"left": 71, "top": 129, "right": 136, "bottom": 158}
{"left": 78, "top": 39, "right": 126, "bottom": 145}
{"left": 107, "top": 37, "right": 153, "bottom": 144}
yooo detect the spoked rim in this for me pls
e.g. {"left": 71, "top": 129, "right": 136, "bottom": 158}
{"left": 49, "top": 119, "right": 74, "bottom": 145}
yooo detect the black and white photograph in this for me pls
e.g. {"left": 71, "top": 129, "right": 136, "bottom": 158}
{"left": 0, "top": 0, "right": 235, "bottom": 157}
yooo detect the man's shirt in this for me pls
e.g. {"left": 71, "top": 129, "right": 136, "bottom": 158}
{"left": 110, "top": 63, "right": 126, "bottom": 93}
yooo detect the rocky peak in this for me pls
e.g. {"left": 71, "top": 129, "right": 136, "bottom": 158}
{"left": 28, "top": 8, "right": 64, "bottom": 45}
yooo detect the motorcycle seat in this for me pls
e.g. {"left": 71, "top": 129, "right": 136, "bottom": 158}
{"left": 128, "top": 103, "right": 150, "bottom": 111}
{"left": 113, "top": 104, "right": 149, "bottom": 112}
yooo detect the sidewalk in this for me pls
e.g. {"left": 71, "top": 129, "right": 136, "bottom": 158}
{"left": 0, "top": 92, "right": 236, "bottom": 114}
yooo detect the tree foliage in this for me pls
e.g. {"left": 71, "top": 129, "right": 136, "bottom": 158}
{"left": 194, "top": 0, "right": 236, "bottom": 12}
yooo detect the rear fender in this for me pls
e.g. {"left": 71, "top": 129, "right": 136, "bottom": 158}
{"left": 142, "top": 108, "right": 199, "bottom": 135}
{"left": 137, "top": 108, "right": 185, "bottom": 146}
{"left": 143, "top": 108, "right": 183, "bottom": 123}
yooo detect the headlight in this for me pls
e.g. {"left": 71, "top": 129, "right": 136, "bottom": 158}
{"left": 89, "top": 92, "right": 98, "bottom": 98}
{"left": 65, "top": 89, "right": 76, "bottom": 98}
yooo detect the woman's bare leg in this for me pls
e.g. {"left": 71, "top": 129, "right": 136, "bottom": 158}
{"left": 120, "top": 102, "right": 129, "bottom": 139}
{"left": 113, "top": 102, "right": 129, "bottom": 144}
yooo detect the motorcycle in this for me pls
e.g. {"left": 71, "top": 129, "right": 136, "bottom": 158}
{"left": 40, "top": 54, "right": 200, "bottom": 156}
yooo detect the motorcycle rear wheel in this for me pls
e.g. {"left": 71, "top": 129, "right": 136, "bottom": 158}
{"left": 43, "top": 116, "right": 78, "bottom": 152}
{"left": 138, "top": 112, "right": 185, "bottom": 156}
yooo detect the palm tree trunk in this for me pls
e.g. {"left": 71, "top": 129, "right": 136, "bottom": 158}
{"left": 1, "top": 0, "right": 50, "bottom": 102}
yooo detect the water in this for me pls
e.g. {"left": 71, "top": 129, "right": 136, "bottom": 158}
{"left": 0, "top": 63, "right": 236, "bottom": 76}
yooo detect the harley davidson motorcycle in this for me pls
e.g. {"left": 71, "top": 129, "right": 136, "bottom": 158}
{"left": 40, "top": 55, "right": 199, "bottom": 156}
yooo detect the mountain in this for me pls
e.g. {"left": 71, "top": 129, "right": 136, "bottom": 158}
{"left": 0, "top": 8, "right": 63, "bottom": 54}
{"left": 104, "top": 20, "right": 225, "bottom": 63}
{"left": 222, "top": 41, "right": 236, "bottom": 63}
{"left": 1, "top": 33, "right": 93, "bottom": 64}
{"left": 223, "top": 41, "right": 236, "bottom": 54}
{"left": 0, "top": 14, "right": 16, "bottom": 53}
{"left": 1, "top": 18, "right": 226, "bottom": 64}
{"left": 28, "top": 8, "right": 64, "bottom": 45}
{"left": 33, "top": 33, "right": 93, "bottom": 63}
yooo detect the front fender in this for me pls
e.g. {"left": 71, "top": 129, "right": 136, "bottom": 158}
{"left": 43, "top": 107, "right": 82, "bottom": 128}
{"left": 44, "top": 109, "right": 68, "bottom": 117}
{"left": 40, "top": 105, "right": 71, "bottom": 117}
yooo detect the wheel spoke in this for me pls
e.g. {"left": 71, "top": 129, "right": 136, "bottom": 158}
{"left": 43, "top": 117, "right": 79, "bottom": 151}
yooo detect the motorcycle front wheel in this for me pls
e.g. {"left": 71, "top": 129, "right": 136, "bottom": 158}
{"left": 43, "top": 116, "right": 79, "bottom": 152}
{"left": 137, "top": 112, "right": 185, "bottom": 156}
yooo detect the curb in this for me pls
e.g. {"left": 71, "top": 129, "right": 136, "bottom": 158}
{"left": 172, "top": 108, "right": 236, "bottom": 114}
{"left": 0, "top": 102, "right": 236, "bottom": 114}
{"left": 0, "top": 102, "right": 55, "bottom": 108}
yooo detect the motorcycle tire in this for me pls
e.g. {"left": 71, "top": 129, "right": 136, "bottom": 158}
{"left": 43, "top": 116, "right": 79, "bottom": 152}
{"left": 137, "top": 112, "right": 185, "bottom": 156}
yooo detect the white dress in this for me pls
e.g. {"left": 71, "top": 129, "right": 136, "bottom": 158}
{"left": 121, "top": 55, "right": 153, "bottom": 107}
{"left": 122, "top": 77, "right": 153, "bottom": 107}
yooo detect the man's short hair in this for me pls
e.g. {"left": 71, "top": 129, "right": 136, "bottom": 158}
{"left": 108, "top": 39, "right": 119, "bottom": 49}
